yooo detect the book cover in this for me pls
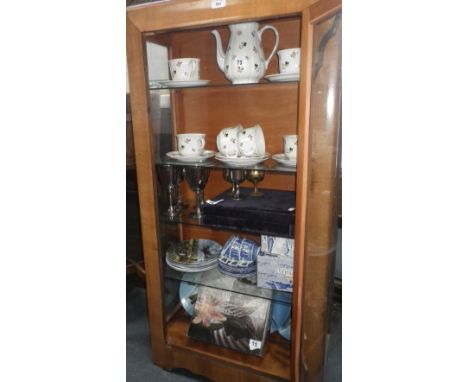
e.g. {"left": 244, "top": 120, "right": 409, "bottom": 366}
{"left": 187, "top": 285, "right": 272, "bottom": 357}
{"left": 257, "top": 251, "right": 294, "bottom": 292}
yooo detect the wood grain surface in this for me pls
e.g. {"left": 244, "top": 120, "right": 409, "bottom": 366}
{"left": 128, "top": 0, "right": 318, "bottom": 32}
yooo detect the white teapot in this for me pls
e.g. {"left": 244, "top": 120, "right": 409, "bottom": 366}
{"left": 211, "top": 22, "right": 279, "bottom": 84}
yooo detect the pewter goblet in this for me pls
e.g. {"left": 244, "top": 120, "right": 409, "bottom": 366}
{"left": 229, "top": 169, "right": 246, "bottom": 200}
{"left": 185, "top": 166, "right": 210, "bottom": 220}
{"left": 156, "top": 164, "right": 179, "bottom": 219}
{"left": 176, "top": 166, "right": 188, "bottom": 210}
{"left": 246, "top": 169, "right": 265, "bottom": 197}
{"left": 222, "top": 168, "right": 235, "bottom": 196}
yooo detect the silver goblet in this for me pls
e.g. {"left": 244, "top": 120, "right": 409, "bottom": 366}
{"left": 185, "top": 166, "right": 210, "bottom": 220}
{"left": 222, "top": 168, "right": 235, "bottom": 196}
{"left": 229, "top": 169, "right": 246, "bottom": 200}
{"left": 156, "top": 164, "right": 179, "bottom": 219}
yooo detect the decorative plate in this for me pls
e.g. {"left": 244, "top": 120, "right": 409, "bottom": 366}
{"left": 166, "top": 257, "right": 218, "bottom": 273}
{"left": 179, "top": 273, "right": 201, "bottom": 316}
{"left": 166, "top": 239, "right": 222, "bottom": 266}
{"left": 217, "top": 266, "right": 256, "bottom": 279}
{"left": 270, "top": 291, "right": 292, "bottom": 333}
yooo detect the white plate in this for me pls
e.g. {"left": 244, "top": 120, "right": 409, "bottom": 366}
{"left": 272, "top": 153, "right": 296, "bottom": 167}
{"left": 215, "top": 152, "right": 269, "bottom": 167}
{"left": 179, "top": 273, "right": 202, "bottom": 316}
{"left": 155, "top": 79, "right": 210, "bottom": 88}
{"left": 264, "top": 73, "right": 300, "bottom": 82}
{"left": 166, "top": 257, "right": 217, "bottom": 273}
{"left": 166, "top": 150, "right": 215, "bottom": 162}
{"left": 166, "top": 239, "right": 221, "bottom": 266}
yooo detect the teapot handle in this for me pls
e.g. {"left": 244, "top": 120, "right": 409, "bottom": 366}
{"left": 258, "top": 25, "right": 279, "bottom": 70}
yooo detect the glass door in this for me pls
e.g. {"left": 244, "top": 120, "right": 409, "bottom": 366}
{"left": 297, "top": 1, "right": 342, "bottom": 381}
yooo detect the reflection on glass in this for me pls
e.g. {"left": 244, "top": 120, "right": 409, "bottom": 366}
{"left": 185, "top": 167, "right": 210, "bottom": 220}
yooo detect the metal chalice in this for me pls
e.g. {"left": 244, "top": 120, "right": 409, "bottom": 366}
{"left": 156, "top": 164, "right": 179, "bottom": 219}
{"left": 229, "top": 169, "right": 246, "bottom": 201}
{"left": 246, "top": 169, "right": 265, "bottom": 197}
{"left": 185, "top": 166, "right": 210, "bottom": 220}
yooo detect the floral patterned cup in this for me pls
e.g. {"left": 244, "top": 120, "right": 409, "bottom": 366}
{"left": 283, "top": 134, "right": 298, "bottom": 160}
{"left": 168, "top": 58, "right": 200, "bottom": 81}
{"left": 277, "top": 48, "right": 301, "bottom": 75}
{"left": 177, "top": 133, "right": 206, "bottom": 156}
{"left": 238, "top": 124, "right": 265, "bottom": 157}
{"left": 216, "top": 124, "right": 243, "bottom": 157}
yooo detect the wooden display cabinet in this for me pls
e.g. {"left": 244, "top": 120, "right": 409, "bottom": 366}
{"left": 126, "top": 0, "right": 341, "bottom": 381}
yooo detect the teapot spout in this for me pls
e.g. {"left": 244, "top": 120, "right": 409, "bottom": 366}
{"left": 211, "top": 29, "right": 225, "bottom": 72}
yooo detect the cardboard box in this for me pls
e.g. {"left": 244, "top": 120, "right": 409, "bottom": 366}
{"left": 261, "top": 235, "right": 294, "bottom": 257}
{"left": 257, "top": 251, "right": 293, "bottom": 292}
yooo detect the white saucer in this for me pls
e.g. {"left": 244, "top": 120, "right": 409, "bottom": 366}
{"left": 166, "top": 150, "right": 215, "bottom": 162}
{"left": 264, "top": 73, "right": 300, "bottom": 82}
{"left": 215, "top": 152, "right": 269, "bottom": 167}
{"left": 155, "top": 79, "right": 210, "bottom": 88}
{"left": 272, "top": 153, "right": 296, "bottom": 167}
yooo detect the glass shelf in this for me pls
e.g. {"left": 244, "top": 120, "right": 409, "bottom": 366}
{"left": 160, "top": 199, "right": 295, "bottom": 239}
{"left": 155, "top": 157, "right": 296, "bottom": 174}
{"left": 148, "top": 80, "right": 299, "bottom": 91}
{"left": 164, "top": 265, "right": 293, "bottom": 305}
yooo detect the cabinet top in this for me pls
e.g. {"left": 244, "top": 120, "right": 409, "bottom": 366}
{"left": 127, "top": 0, "right": 318, "bottom": 32}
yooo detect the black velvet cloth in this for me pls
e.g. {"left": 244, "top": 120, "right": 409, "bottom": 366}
{"left": 202, "top": 188, "right": 295, "bottom": 237}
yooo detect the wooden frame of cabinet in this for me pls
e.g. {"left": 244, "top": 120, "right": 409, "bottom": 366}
{"left": 126, "top": 1, "right": 341, "bottom": 381}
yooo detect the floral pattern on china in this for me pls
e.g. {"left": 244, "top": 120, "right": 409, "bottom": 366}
{"left": 212, "top": 22, "right": 279, "bottom": 84}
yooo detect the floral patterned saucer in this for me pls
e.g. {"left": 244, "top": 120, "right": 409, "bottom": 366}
{"left": 264, "top": 73, "right": 300, "bottom": 82}
{"left": 156, "top": 79, "right": 210, "bottom": 88}
{"left": 272, "top": 153, "right": 296, "bottom": 167}
{"left": 166, "top": 150, "right": 215, "bottom": 163}
{"left": 215, "top": 152, "right": 269, "bottom": 167}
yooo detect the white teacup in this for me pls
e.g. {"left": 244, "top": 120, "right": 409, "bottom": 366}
{"left": 283, "top": 134, "right": 298, "bottom": 160}
{"left": 277, "top": 48, "right": 301, "bottom": 74}
{"left": 177, "top": 133, "right": 206, "bottom": 156}
{"left": 238, "top": 124, "right": 265, "bottom": 157}
{"left": 168, "top": 58, "right": 200, "bottom": 81}
{"left": 217, "top": 124, "right": 243, "bottom": 157}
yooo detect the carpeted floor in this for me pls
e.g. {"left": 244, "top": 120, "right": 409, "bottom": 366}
{"left": 126, "top": 276, "right": 342, "bottom": 381}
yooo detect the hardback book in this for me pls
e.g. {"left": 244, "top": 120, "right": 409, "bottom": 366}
{"left": 187, "top": 285, "right": 272, "bottom": 357}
